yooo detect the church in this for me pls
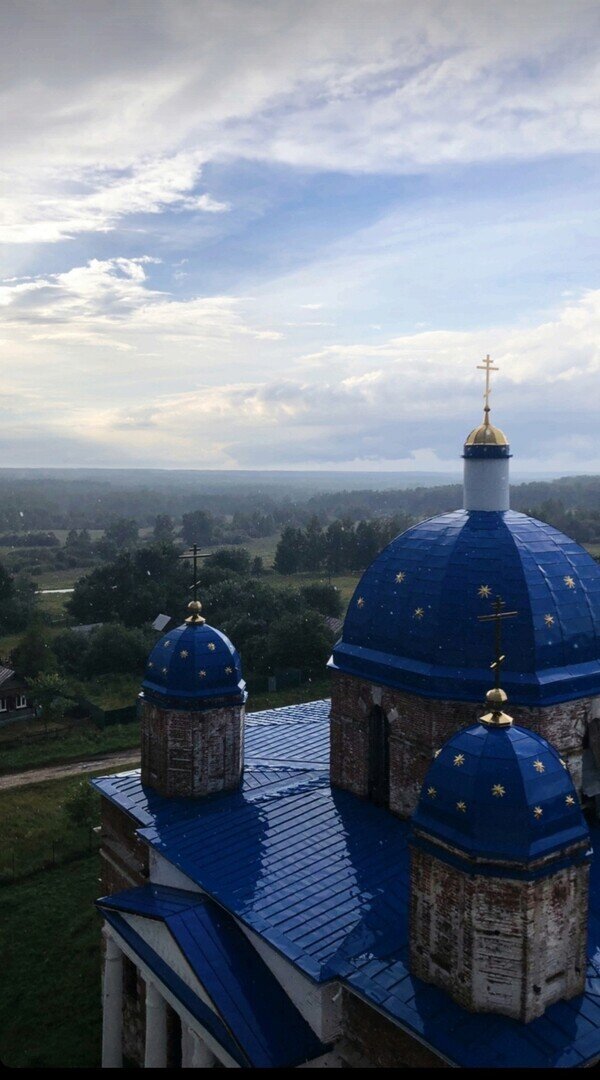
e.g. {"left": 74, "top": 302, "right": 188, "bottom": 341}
{"left": 94, "top": 359, "right": 600, "bottom": 1069}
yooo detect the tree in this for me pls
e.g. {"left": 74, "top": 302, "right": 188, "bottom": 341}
{"left": 67, "top": 543, "right": 188, "bottom": 627}
{"left": 304, "top": 516, "right": 326, "bottom": 570}
{"left": 266, "top": 611, "right": 334, "bottom": 674}
{"left": 251, "top": 556, "right": 264, "bottom": 576}
{"left": 84, "top": 624, "right": 153, "bottom": 677}
{"left": 26, "top": 671, "right": 72, "bottom": 731}
{"left": 153, "top": 514, "right": 175, "bottom": 543}
{"left": 52, "top": 628, "right": 87, "bottom": 676}
{"left": 209, "top": 547, "right": 252, "bottom": 575}
{"left": 274, "top": 527, "right": 305, "bottom": 574}
{"left": 181, "top": 509, "right": 214, "bottom": 546}
{"left": 300, "top": 582, "right": 342, "bottom": 618}
{"left": 12, "top": 622, "right": 56, "bottom": 678}
{"left": 105, "top": 518, "right": 139, "bottom": 549}
{"left": 64, "top": 779, "right": 100, "bottom": 830}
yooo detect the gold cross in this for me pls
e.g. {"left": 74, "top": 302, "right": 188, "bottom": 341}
{"left": 478, "top": 595, "right": 518, "bottom": 689}
{"left": 476, "top": 354, "right": 498, "bottom": 424}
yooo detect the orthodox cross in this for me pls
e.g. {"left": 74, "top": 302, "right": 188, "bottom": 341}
{"left": 179, "top": 544, "right": 211, "bottom": 603}
{"left": 476, "top": 354, "right": 498, "bottom": 424}
{"left": 478, "top": 595, "right": 518, "bottom": 689}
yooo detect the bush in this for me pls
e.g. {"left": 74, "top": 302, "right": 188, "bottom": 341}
{"left": 63, "top": 780, "right": 100, "bottom": 830}
{"left": 300, "top": 582, "right": 342, "bottom": 618}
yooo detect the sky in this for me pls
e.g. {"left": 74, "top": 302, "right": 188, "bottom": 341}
{"left": 1, "top": 0, "right": 600, "bottom": 474}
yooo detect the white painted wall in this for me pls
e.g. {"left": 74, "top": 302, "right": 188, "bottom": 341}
{"left": 463, "top": 456, "right": 510, "bottom": 511}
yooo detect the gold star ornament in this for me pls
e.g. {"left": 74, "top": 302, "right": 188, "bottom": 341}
{"left": 456, "top": 801, "right": 467, "bottom": 812}
{"left": 427, "top": 786, "right": 437, "bottom": 798}
{"left": 492, "top": 783, "right": 505, "bottom": 798}
{"left": 395, "top": 571, "right": 406, "bottom": 584}
{"left": 478, "top": 585, "right": 492, "bottom": 599}
{"left": 544, "top": 614, "right": 555, "bottom": 627}
{"left": 566, "top": 795, "right": 576, "bottom": 807}
{"left": 225, "top": 666, "right": 233, "bottom": 674}
{"left": 180, "top": 650, "right": 189, "bottom": 659}
{"left": 208, "top": 642, "right": 216, "bottom": 651}
{"left": 453, "top": 753, "right": 465, "bottom": 767}
{"left": 357, "top": 597, "right": 365, "bottom": 608}
{"left": 533, "top": 759, "right": 545, "bottom": 773}
{"left": 564, "top": 575, "right": 576, "bottom": 589}
{"left": 533, "top": 806, "right": 543, "bottom": 819}
{"left": 414, "top": 607, "right": 424, "bottom": 619}
{"left": 164, "top": 640, "right": 171, "bottom": 648}
{"left": 199, "top": 670, "right": 207, "bottom": 679}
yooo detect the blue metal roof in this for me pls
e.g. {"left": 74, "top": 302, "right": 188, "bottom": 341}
{"left": 330, "top": 509, "right": 600, "bottom": 706}
{"left": 97, "top": 884, "right": 327, "bottom": 1069}
{"left": 94, "top": 699, "right": 600, "bottom": 1068}
{"left": 413, "top": 720, "right": 590, "bottom": 865}
{"left": 142, "top": 621, "right": 245, "bottom": 708}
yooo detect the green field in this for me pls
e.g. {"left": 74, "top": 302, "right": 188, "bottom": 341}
{"left": 0, "top": 773, "right": 101, "bottom": 876}
{"left": 0, "top": 856, "right": 101, "bottom": 1068}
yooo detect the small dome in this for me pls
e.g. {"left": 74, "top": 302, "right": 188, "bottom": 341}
{"left": 412, "top": 721, "right": 589, "bottom": 862}
{"left": 330, "top": 510, "right": 600, "bottom": 706}
{"left": 142, "top": 621, "right": 245, "bottom": 709}
{"left": 465, "top": 421, "right": 508, "bottom": 446}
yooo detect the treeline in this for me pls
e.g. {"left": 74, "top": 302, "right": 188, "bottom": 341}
{"left": 274, "top": 515, "right": 414, "bottom": 574}
{"left": 64, "top": 545, "right": 339, "bottom": 679}
{"left": 2, "top": 472, "right": 600, "bottom": 557}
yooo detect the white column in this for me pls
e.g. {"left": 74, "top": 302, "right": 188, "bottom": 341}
{"left": 144, "top": 980, "right": 168, "bottom": 1069}
{"left": 182, "top": 1024, "right": 216, "bottom": 1068}
{"left": 102, "top": 933, "right": 123, "bottom": 1068}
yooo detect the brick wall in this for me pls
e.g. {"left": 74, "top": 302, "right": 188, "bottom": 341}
{"left": 331, "top": 671, "right": 592, "bottom": 816}
{"left": 100, "top": 796, "right": 149, "bottom": 894}
{"left": 140, "top": 697, "right": 244, "bottom": 798}
{"left": 409, "top": 843, "right": 589, "bottom": 1022}
{"left": 341, "top": 987, "right": 448, "bottom": 1067}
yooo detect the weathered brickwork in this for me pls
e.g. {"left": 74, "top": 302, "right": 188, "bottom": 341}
{"left": 122, "top": 958, "right": 146, "bottom": 1067}
{"left": 409, "top": 843, "right": 589, "bottom": 1022}
{"left": 100, "top": 797, "right": 149, "bottom": 894}
{"left": 341, "top": 987, "right": 447, "bottom": 1068}
{"left": 331, "top": 670, "right": 594, "bottom": 816}
{"left": 140, "top": 696, "right": 244, "bottom": 798}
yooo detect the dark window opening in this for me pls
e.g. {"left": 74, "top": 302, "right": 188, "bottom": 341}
{"left": 368, "top": 706, "right": 389, "bottom": 807}
{"left": 122, "top": 955, "right": 137, "bottom": 999}
{"left": 166, "top": 1004, "right": 182, "bottom": 1069}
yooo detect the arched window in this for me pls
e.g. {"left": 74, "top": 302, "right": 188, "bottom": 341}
{"left": 368, "top": 705, "right": 389, "bottom": 807}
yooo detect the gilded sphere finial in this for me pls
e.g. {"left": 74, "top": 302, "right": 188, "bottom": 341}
{"left": 185, "top": 599, "right": 205, "bottom": 625}
{"left": 481, "top": 685, "right": 513, "bottom": 727}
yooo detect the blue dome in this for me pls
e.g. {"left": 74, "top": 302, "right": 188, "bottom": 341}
{"left": 330, "top": 510, "right": 600, "bottom": 706}
{"left": 142, "top": 622, "right": 245, "bottom": 709}
{"left": 412, "top": 721, "right": 590, "bottom": 864}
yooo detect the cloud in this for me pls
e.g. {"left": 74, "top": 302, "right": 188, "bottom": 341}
{"left": 1, "top": 285, "right": 588, "bottom": 469}
{"left": 1, "top": 1, "right": 599, "bottom": 242}
{"left": 0, "top": 152, "right": 228, "bottom": 243}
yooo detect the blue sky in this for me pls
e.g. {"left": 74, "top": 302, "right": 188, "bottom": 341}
{"left": 1, "top": 0, "right": 599, "bottom": 472}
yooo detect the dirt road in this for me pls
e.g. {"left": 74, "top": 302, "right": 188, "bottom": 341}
{"left": 0, "top": 748, "right": 141, "bottom": 791}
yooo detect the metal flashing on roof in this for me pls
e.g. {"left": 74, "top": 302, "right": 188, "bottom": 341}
{"left": 94, "top": 699, "right": 600, "bottom": 1068}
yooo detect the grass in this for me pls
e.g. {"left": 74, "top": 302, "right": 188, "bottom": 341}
{"left": 0, "top": 719, "right": 140, "bottom": 775}
{"left": 0, "top": 677, "right": 332, "bottom": 775}
{"left": 81, "top": 673, "right": 141, "bottom": 710}
{"left": 271, "top": 569, "right": 359, "bottom": 608}
{"left": 0, "top": 856, "right": 101, "bottom": 1068}
{"left": 0, "top": 774, "right": 101, "bottom": 874}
